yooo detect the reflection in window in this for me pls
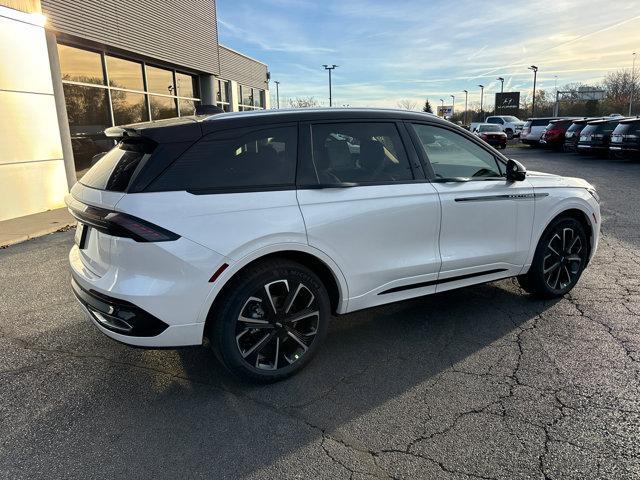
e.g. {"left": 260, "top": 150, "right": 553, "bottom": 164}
{"left": 58, "top": 44, "right": 104, "bottom": 85}
{"left": 112, "top": 91, "right": 148, "bottom": 125}
{"left": 176, "top": 72, "right": 195, "bottom": 98}
{"left": 411, "top": 124, "right": 502, "bottom": 179}
{"left": 106, "top": 55, "right": 144, "bottom": 91}
{"left": 62, "top": 84, "right": 112, "bottom": 177}
{"left": 150, "top": 95, "right": 177, "bottom": 120}
{"left": 146, "top": 66, "right": 175, "bottom": 95}
{"left": 179, "top": 99, "right": 198, "bottom": 116}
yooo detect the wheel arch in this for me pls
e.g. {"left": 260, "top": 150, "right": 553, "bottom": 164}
{"left": 535, "top": 206, "right": 595, "bottom": 264}
{"left": 200, "top": 245, "right": 348, "bottom": 337}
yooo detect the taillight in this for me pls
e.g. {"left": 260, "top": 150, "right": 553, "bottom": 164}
{"left": 480, "top": 134, "right": 488, "bottom": 139}
{"left": 69, "top": 203, "right": 179, "bottom": 242}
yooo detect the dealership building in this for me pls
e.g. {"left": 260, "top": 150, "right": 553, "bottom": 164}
{"left": 0, "top": 0, "right": 270, "bottom": 221}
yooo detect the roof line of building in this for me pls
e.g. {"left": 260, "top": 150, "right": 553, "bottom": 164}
{"left": 218, "top": 43, "right": 268, "bottom": 67}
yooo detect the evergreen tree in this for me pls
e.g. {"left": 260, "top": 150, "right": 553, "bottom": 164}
{"left": 423, "top": 100, "right": 433, "bottom": 113}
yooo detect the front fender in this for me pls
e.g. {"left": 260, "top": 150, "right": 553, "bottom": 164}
{"left": 524, "top": 188, "right": 600, "bottom": 270}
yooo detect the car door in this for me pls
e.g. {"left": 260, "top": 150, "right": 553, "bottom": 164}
{"left": 408, "top": 122, "right": 534, "bottom": 292}
{"left": 296, "top": 120, "right": 442, "bottom": 312}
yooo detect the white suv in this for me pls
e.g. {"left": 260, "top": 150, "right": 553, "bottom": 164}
{"left": 67, "top": 109, "right": 601, "bottom": 382}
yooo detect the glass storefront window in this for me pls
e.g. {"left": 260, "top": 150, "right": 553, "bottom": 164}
{"left": 176, "top": 72, "right": 195, "bottom": 98}
{"left": 150, "top": 95, "right": 178, "bottom": 120}
{"left": 146, "top": 66, "right": 175, "bottom": 95}
{"left": 216, "top": 79, "right": 229, "bottom": 103}
{"left": 179, "top": 99, "right": 198, "bottom": 116}
{"left": 253, "top": 88, "right": 264, "bottom": 108}
{"left": 59, "top": 44, "right": 201, "bottom": 178}
{"left": 106, "top": 55, "right": 144, "bottom": 91}
{"left": 62, "top": 83, "right": 112, "bottom": 177}
{"left": 111, "top": 91, "right": 148, "bottom": 125}
{"left": 58, "top": 44, "right": 104, "bottom": 85}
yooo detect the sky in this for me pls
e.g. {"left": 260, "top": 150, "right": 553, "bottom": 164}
{"left": 217, "top": 0, "right": 640, "bottom": 110}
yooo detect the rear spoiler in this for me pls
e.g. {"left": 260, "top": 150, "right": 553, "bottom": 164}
{"left": 104, "top": 126, "right": 139, "bottom": 139}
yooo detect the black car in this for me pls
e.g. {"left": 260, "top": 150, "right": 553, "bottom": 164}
{"left": 564, "top": 117, "right": 605, "bottom": 152}
{"left": 576, "top": 118, "right": 622, "bottom": 156}
{"left": 609, "top": 117, "right": 640, "bottom": 159}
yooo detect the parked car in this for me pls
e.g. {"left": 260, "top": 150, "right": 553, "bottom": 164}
{"left": 66, "top": 108, "right": 601, "bottom": 382}
{"left": 577, "top": 118, "right": 622, "bottom": 156}
{"left": 609, "top": 117, "right": 640, "bottom": 159}
{"left": 473, "top": 123, "right": 508, "bottom": 149}
{"left": 540, "top": 119, "right": 576, "bottom": 150}
{"left": 520, "top": 117, "right": 558, "bottom": 146}
{"left": 563, "top": 118, "right": 604, "bottom": 152}
{"left": 469, "top": 115, "right": 525, "bottom": 138}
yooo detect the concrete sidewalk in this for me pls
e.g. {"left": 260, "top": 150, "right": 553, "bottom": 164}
{"left": 0, "top": 208, "right": 75, "bottom": 248}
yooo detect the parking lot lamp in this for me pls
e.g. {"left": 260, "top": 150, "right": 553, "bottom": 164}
{"left": 322, "top": 65, "right": 338, "bottom": 107}
{"left": 478, "top": 85, "right": 484, "bottom": 121}
{"left": 463, "top": 90, "right": 468, "bottom": 125}
{"left": 274, "top": 81, "right": 280, "bottom": 109}
{"left": 450, "top": 95, "right": 455, "bottom": 117}
{"left": 528, "top": 65, "right": 538, "bottom": 116}
{"left": 497, "top": 77, "right": 504, "bottom": 93}
{"left": 630, "top": 52, "right": 637, "bottom": 116}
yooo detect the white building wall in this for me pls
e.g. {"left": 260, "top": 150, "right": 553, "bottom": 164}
{"left": 0, "top": 5, "right": 67, "bottom": 221}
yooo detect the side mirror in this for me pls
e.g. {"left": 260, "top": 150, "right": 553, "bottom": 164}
{"left": 506, "top": 158, "right": 526, "bottom": 181}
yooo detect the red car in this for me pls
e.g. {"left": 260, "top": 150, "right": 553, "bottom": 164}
{"left": 540, "top": 119, "right": 577, "bottom": 150}
{"left": 473, "top": 123, "right": 507, "bottom": 149}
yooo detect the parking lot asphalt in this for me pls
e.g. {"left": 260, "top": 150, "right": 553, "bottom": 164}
{"left": 1, "top": 147, "right": 639, "bottom": 480}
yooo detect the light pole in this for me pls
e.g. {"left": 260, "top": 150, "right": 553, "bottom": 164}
{"left": 497, "top": 77, "right": 504, "bottom": 93}
{"left": 274, "top": 81, "right": 280, "bottom": 109}
{"left": 478, "top": 85, "right": 484, "bottom": 121}
{"left": 450, "top": 95, "right": 455, "bottom": 118}
{"left": 463, "top": 90, "right": 468, "bottom": 125}
{"left": 440, "top": 98, "right": 444, "bottom": 117}
{"left": 529, "top": 65, "right": 538, "bottom": 116}
{"left": 630, "top": 52, "right": 637, "bottom": 116}
{"left": 322, "top": 64, "right": 338, "bottom": 107}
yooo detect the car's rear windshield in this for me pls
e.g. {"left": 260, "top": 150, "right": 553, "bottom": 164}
{"left": 613, "top": 122, "right": 640, "bottom": 135}
{"left": 478, "top": 125, "right": 501, "bottom": 132}
{"left": 80, "top": 140, "right": 155, "bottom": 191}
{"left": 580, "top": 124, "right": 600, "bottom": 135}
{"left": 567, "top": 122, "right": 586, "bottom": 132}
{"left": 530, "top": 119, "right": 553, "bottom": 127}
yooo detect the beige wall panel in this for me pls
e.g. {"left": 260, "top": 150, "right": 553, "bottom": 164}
{"left": 0, "top": 90, "right": 63, "bottom": 164}
{"left": 0, "top": 10, "right": 52, "bottom": 94}
{"left": 0, "top": 159, "right": 67, "bottom": 221}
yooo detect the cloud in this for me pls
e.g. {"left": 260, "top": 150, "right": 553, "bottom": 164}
{"left": 217, "top": 0, "right": 640, "bottom": 108}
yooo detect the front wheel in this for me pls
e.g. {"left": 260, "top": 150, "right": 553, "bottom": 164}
{"left": 518, "top": 217, "right": 589, "bottom": 298}
{"left": 209, "top": 259, "right": 330, "bottom": 382}
{"left": 505, "top": 129, "right": 514, "bottom": 140}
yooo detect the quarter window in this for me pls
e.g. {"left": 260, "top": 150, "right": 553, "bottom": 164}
{"left": 307, "top": 123, "right": 414, "bottom": 184}
{"left": 411, "top": 124, "right": 502, "bottom": 179}
{"left": 148, "top": 126, "right": 297, "bottom": 192}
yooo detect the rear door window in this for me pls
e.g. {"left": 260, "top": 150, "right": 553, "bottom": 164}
{"left": 80, "top": 141, "right": 154, "bottom": 192}
{"left": 304, "top": 122, "right": 414, "bottom": 185}
{"left": 148, "top": 125, "right": 297, "bottom": 192}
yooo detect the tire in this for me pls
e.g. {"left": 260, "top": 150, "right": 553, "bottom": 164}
{"left": 208, "top": 259, "right": 330, "bottom": 383}
{"left": 505, "top": 129, "right": 514, "bottom": 140}
{"left": 518, "top": 217, "right": 588, "bottom": 298}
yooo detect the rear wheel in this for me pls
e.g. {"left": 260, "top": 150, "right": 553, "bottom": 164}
{"left": 518, "top": 217, "right": 588, "bottom": 298}
{"left": 209, "top": 259, "right": 330, "bottom": 382}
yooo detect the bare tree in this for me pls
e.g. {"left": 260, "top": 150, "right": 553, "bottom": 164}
{"left": 397, "top": 99, "right": 419, "bottom": 111}
{"left": 602, "top": 70, "right": 640, "bottom": 113}
{"left": 288, "top": 97, "right": 320, "bottom": 108}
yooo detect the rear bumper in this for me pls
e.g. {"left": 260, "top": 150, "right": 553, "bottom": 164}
{"left": 71, "top": 277, "right": 168, "bottom": 337}
{"left": 69, "top": 234, "right": 229, "bottom": 347}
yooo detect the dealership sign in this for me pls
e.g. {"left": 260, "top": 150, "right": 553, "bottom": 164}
{"left": 495, "top": 92, "right": 520, "bottom": 114}
{"left": 437, "top": 105, "right": 453, "bottom": 117}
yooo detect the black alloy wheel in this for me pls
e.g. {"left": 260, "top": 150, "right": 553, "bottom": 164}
{"left": 209, "top": 259, "right": 330, "bottom": 382}
{"left": 518, "top": 217, "right": 589, "bottom": 298}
